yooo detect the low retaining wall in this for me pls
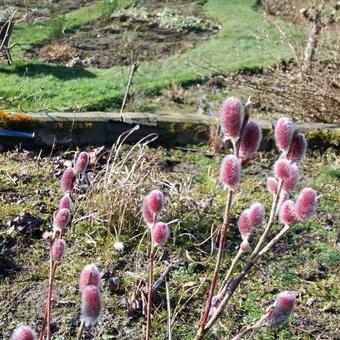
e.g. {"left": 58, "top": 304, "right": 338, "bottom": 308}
{"left": 0, "top": 111, "right": 339, "bottom": 149}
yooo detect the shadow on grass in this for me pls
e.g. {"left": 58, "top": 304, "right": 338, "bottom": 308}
{"left": 0, "top": 63, "right": 96, "bottom": 80}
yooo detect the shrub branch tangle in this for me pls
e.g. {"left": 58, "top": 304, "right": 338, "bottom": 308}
{"left": 194, "top": 100, "right": 317, "bottom": 339}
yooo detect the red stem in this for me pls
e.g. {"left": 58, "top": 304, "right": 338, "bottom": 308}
{"left": 146, "top": 241, "right": 154, "bottom": 340}
{"left": 195, "top": 189, "right": 233, "bottom": 339}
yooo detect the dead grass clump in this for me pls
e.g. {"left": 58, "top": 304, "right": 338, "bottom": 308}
{"left": 86, "top": 128, "right": 163, "bottom": 241}
{"left": 40, "top": 43, "right": 77, "bottom": 62}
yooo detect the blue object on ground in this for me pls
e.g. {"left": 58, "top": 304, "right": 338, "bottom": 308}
{"left": 0, "top": 129, "right": 35, "bottom": 139}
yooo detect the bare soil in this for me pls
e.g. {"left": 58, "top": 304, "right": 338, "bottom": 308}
{"left": 26, "top": 2, "right": 218, "bottom": 69}
{"left": 0, "top": 0, "right": 96, "bottom": 19}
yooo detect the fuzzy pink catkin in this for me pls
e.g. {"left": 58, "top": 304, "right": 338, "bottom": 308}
{"left": 59, "top": 194, "right": 72, "bottom": 211}
{"left": 279, "top": 200, "right": 297, "bottom": 225}
{"left": 51, "top": 239, "right": 67, "bottom": 261}
{"left": 274, "top": 117, "right": 294, "bottom": 152}
{"left": 282, "top": 163, "right": 299, "bottom": 193}
{"left": 220, "top": 155, "right": 241, "bottom": 191}
{"left": 61, "top": 167, "right": 75, "bottom": 193}
{"left": 74, "top": 151, "right": 89, "bottom": 176}
{"left": 220, "top": 97, "right": 243, "bottom": 139}
{"left": 295, "top": 188, "right": 317, "bottom": 221}
{"left": 239, "top": 121, "right": 262, "bottom": 159}
{"left": 248, "top": 203, "right": 265, "bottom": 228}
{"left": 81, "top": 285, "right": 102, "bottom": 326}
{"left": 267, "top": 177, "right": 278, "bottom": 195}
{"left": 152, "top": 222, "right": 169, "bottom": 247}
{"left": 240, "top": 239, "right": 251, "bottom": 253}
{"left": 147, "top": 190, "right": 164, "bottom": 214}
{"left": 142, "top": 196, "right": 154, "bottom": 227}
{"left": 10, "top": 325, "right": 36, "bottom": 340}
{"left": 79, "top": 264, "right": 101, "bottom": 290}
{"left": 53, "top": 208, "right": 71, "bottom": 231}
{"left": 238, "top": 209, "right": 250, "bottom": 240}
{"left": 265, "top": 291, "right": 296, "bottom": 327}
{"left": 288, "top": 132, "right": 307, "bottom": 163}
{"left": 274, "top": 159, "right": 291, "bottom": 179}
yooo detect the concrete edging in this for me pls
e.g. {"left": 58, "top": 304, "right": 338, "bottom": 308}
{"left": 0, "top": 111, "right": 339, "bottom": 149}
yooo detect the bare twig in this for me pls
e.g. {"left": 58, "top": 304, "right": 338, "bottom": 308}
{"left": 165, "top": 280, "right": 172, "bottom": 340}
{"left": 120, "top": 62, "right": 139, "bottom": 118}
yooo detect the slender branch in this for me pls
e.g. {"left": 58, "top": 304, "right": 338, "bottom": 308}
{"left": 46, "top": 261, "right": 57, "bottom": 340}
{"left": 250, "top": 180, "right": 283, "bottom": 257}
{"left": 77, "top": 320, "right": 85, "bottom": 340}
{"left": 165, "top": 279, "right": 172, "bottom": 340}
{"left": 146, "top": 241, "right": 154, "bottom": 340}
{"left": 120, "top": 62, "right": 138, "bottom": 119}
{"left": 195, "top": 189, "right": 233, "bottom": 340}
{"left": 217, "top": 248, "right": 243, "bottom": 299}
{"left": 231, "top": 325, "right": 253, "bottom": 340}
{"left": 257, "top": 224, "right": 290, "bottom": 258}
{"left": 204, "top": 180, "right": 284, "bottom": 331}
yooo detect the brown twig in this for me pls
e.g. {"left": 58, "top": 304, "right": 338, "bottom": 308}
{"left": 195, "top": 189, "right": 233, "bottom": 340}
{"left": 203, "top": 180, "right": 284, "bottom": 331}
{"left": 146, "top": 241, "right": 154, "bottom": 340}
{"left": 120, "top": 62, "right": 139, "bottom": 118}
{"left": 76, "top": 320, "right": 85, "bottom": 340}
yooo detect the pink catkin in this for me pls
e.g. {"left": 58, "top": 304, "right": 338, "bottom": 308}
{"left": 61, "top": 167, "right": 75, "bottom": 193}
{"left": 238, "top": 209, "right": 250, "bottom": 240}
{"left": 267, "top": 177, "right": 278, "bottom": 195}
{"left": 274, "top": 117, "right": 294, "bottom": 152}
{"left": 279, "top": 200, "right": 297, "bottom": 225}
{"left": 10, "top": 325, "right": 36, "bottom": 340}
{"left": 220, "top": 97, "right": 243, "bottom": 139}
{"left": 142, "top": 196, "right": 154, "bottom": 227}
{"left": 220, "top": 155, "right": 241, "bottom": 191}
{"left": 282, "top": 163, "right": 299, "bottom": 193}
{"left": 295, "top": 188, "right": 317, "bottom": 221}
{"left": 147, "top": 190, "right": 164, "bottom": 215}
{"left": 288, "top": 132, "right": 307, "bottom": 163}
{"left": 265, "top": 291, "right": 296, "bottom": 327}
{"left": 51, "top": 239, "right": 67, "bottom": 261}
{"left": 152, "top": 222, "right": 169, "bottom": 247}
{"left": 79, "top": 264, "right": 101, "bottom": 290}
{"left": 53, "top": 208, "right": 71, "bottom": 231}
{"left": 248, "top": 203, "right": 265, "bottom": 229}
{"left": 274, "top": 159, "right": 291, "bottom": 180}
{"left": 239, "top": 121, "right": 262, "bottom": 159}
{"left": 81, "top": 285, "right": 102, "bottom": 326}
{"left": 240, "top": 239, "right": 251, "bottom": 253}
{"left": 59, "top": 194, "right": 72, "bottom": 211}
{"left": 74, "top": 151, "right": 89, "bottom": 176}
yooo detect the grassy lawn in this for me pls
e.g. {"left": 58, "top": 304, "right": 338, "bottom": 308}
{"left": 0, "top": 0, "right": 292, "bottom": 112}
{"left": 0, "top": 144, "right": 338, "bottom": 338}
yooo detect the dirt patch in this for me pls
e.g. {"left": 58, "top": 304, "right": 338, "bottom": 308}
{"left": 26, "top": 2, "right": 219, "bottom": 68}
{"left": 1, "top": 0, "right": 97, "bottom": 20}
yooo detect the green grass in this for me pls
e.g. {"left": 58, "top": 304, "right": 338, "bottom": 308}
{"left": 0, "top": 0, "right": 292, "bottom": 112}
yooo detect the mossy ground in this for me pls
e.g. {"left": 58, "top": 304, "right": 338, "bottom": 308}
{"left": 0, "top": 144, "right": 338, "bottom": 339}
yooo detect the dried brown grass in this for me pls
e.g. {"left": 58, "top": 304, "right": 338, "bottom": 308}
{"left": 40, "top": 43, "right": 77, "bottom": 62}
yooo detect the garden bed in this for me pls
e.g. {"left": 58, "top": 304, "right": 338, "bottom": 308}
{"left": 26, "top": 1, "right": 219, "bottom": 68}
{"left": 1, "top": 0, "right": 97, "bottom": 19}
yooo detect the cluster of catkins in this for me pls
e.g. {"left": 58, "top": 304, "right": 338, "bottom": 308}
{"left": 142, "top": 190, "right": 169, "bottom": 246}
{"left": 218, "top": 98, "right": 318, "bottom": 327}
{"left": 79, "top": 264, "right": 103, "bottom": 327}
{"left": 219, "top": 97, "right": 264, "bottom": 251}
{"left": 270, "top": 118, "right": 317, "bottom": 226}
{"left": 10, "top": 152, "right": 89, "bottom": 340}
